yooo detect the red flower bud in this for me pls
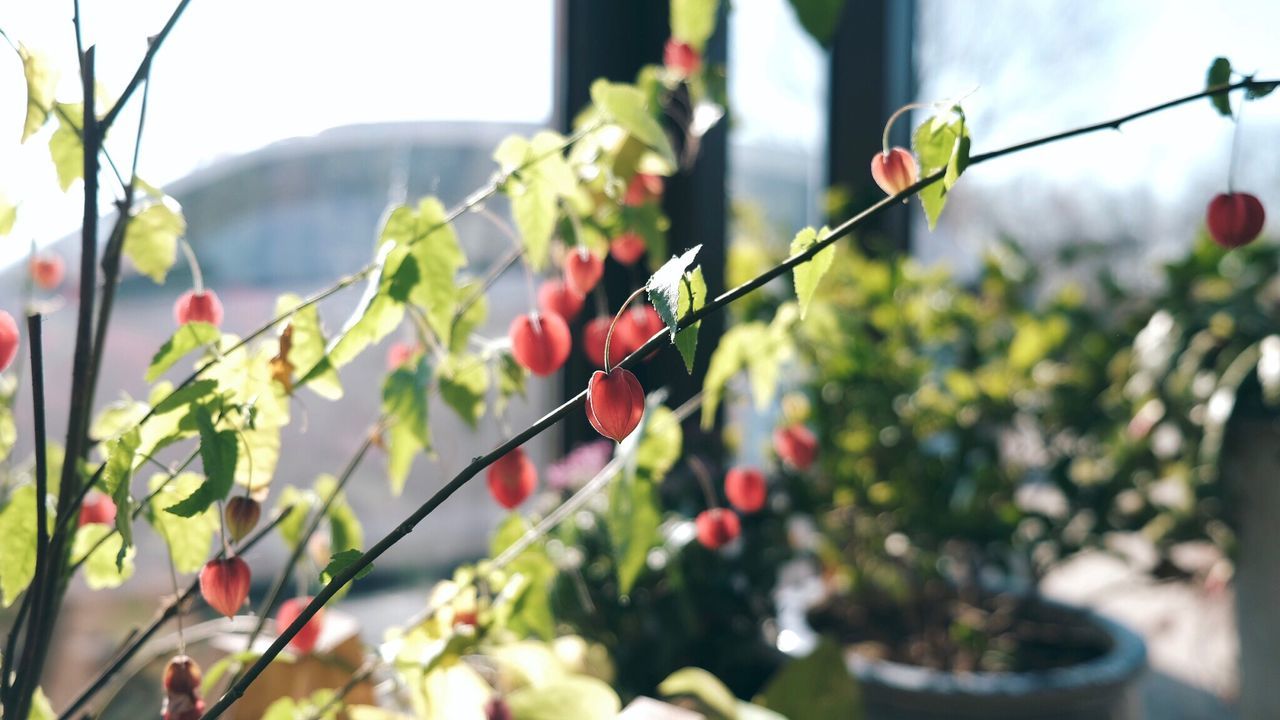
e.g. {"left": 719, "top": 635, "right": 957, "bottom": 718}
{"left": 614, "top": 305, "right": 664, "bottom": 361}
{"left": 565, "top": 247, "right": 605, "bottom": 295}
{"left": 664, "top": 39, "right": 702, "bottom": 77}
{"left": 163, "top": 655, "right": 203, "bottom": 694}
{"left": 487, "top": 446, "right": 538, "bottom": 509}
{"left": 276, "top": 596, "right": 325, "bottom": 654}
{"left": 724, "top": 467, "right": 767, "bottom": 513}
{"left": 509, "top": 312, "right": 572, "bottom": 376}
{"left": 0, "top": 311, "right": 18, "bottom": 373}
{"left": 174, "top": 289, "right": 224, "bottom": 327}
{"left": 486, "top": 696, "right": 514, "bottom": 720}
{"left": 199, "top": 556, "right": 251, "bottom": 618}
{"left": 537, "top": 279, "right": 585, "bottom": 321}
{"left": 623, "top": 173, "right": 664, "bottom": 206}
{"left": 29, "top": 253, "right": 65, "bottom": 290}
{"left": 162, "top": 655, "right": 205, "bottom": 720}
{"left": 78, "top": 492, "right": 117, "bottom": 527}
{"left": 609, "top": 232, "right": 647, "bottom": 266}
{"left": 582, "top": 316, "right": 611, "bottom": 368}
{"left": 870, "top": 147, "right": 919, "bottom": 196}
{"left": 224, "top": 496, "right": 261, "bottom": 543}
{"left": 1206, "top": 192, "right": 1265, "bottom": 248}
{"left": 695, "top": 508, "right": 741, "bottom": 549}
{"left": 386, "top": 341, "right": 419, "bottom": 370}
{"left": 586, "top": 369, "right": 645, "bottom": 442}
{"left": 773, "top": 425, "right": 818, "bottom": 471}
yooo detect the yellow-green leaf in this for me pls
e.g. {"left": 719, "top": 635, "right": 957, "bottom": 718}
{"left": 124, "top": 199, "right": 186, "bottom": 283}
{"left": 590, "top": 80, "right": 677, "bottom": 167}
{"left": 671, "top": 0, "right": 720, "bottom": 51}
{"left": 0, "top": 484, "right": 39, "bottom": 606}
{"left": 507, "top": 677, "right": 621, "bottom": 720}
{"left": 791, "top": 226, "right": 835, "bottom": 319}
{"left": 148, "top": 472, "right": 217, "bottom": 573}
{"left": 0, "top": 192, "right": 16, "bottom": 236}
{"left": 146, "top": 322, "right": 220, "bottom": 383}
{"left": 276, "top": 293, "right": 343, "bottom": 400}
{"left": 49, "top": 103, "right": 83, "bottom": 191}
{"left": 71, "top": 522, "right": 136, "bottom": 590}
{"left": 675, "top": 266, "right": 706, "bottom": 372}
{"left": 383, "top": 356, "right": 431, "bottom": 494}
{"left": 494, "top": 133, "right": 576, "bottom": 271}
{"left": 20, "top": 45, "right": 58, "bottom": 142}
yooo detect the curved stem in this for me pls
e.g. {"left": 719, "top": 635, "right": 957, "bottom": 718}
{"left": 1227, "top": 98, "right": 1246, "bottom": 193}
{"left": 604, "top": 287, "right": 647, "bottom": 372}
{"left": 881, "top": 101, "right": 932, "bottom": 154}
{"left": 180, "top": 238, "right": 205, "bottom": 294}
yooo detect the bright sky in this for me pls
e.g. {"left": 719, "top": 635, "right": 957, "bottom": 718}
{"left": 0, "top": 0, "right": 557, "bottom": 266}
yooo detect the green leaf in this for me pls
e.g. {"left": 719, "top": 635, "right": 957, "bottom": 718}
{"left": 19, "top": 45, "right": 58, "bottom": 142}
{"left": 675, "top": 266, "right": 706, "bottom": 372}
{"left": 316, "top": 241, "right": 406, "bottom": 373}
{"left": 439, "top": 354, "right": 488, "bottom": 428}
{"left": 659, "top": 667, "right": 739, "bottom": 720}
{"left": 791, "top": 226, "right": 835, "bottom": 319}
{"left": 610, "top": 405, "right": 678, "bottom": 594}
{"left": 101, "top": 427, "right": 140, "bottom": 569}
{"left": 71, "top": 522, "right": 136, "bottom": 590}
{"left": 506, "top": 677, "right": 621, "bottom": 720}
{"left": 321, "top": 548, "right": 372, "bottom": 587}
{"left": 449, "top": 282, "right": 488, "bottom": 354}
{"left": 276, "top": 294, "right": 342, "bottom": 400}
{"left": 165, "top": 407, "right": 238, "bottom": 517}
{"left": 274, "top": 485, "right": 312, "bottom": 550}
{"left": 148, "top": 472, "right": 217, "bottom": 573}
{"left": 1245, "top": 79, "right": 1277, "bottom": 101}
{"left": 202, "top": 341, "right": 290, "bottom": 489}
{"left": 386, "top": 197, "right": 468, "bottom": 345}
{"left": 494, "top": 133, "right": 577, "bottom": 271}
{"left": 786, "top": 0, "right": 846, "bottom": 47}
{"left": 758, "top": 639, "right": 862, "bottom": 720}
{"left": 646, "top": 245, "right": 702, "bottom": 339}
{"left": 913, "top": 106, "right": 970, "bottom": 230}
{"left": 146, "top": 322, "right": 220, "bottom": 382}
{"left": 496, "top": 351, "right": 528, "bottom": 414}
{"left": 28, "top": 687, "right": 55, "bottom": 720}
{"left": 1206, "top": 57, "right": 1233, "bottom": 116}
{"left": 700, "top": 323, "right": 762, "bottom": 429}
{"left": 382, "top": 356, "right": 431, "bottom": 494}
{"left": 590, "top": 80, "right": 677, "bottom": 167}
{"left": 0, "top": 485, "right": 40, "bottom": 606}
{"left": 635, "top": 405, "right": 683, "bottom": 479}
{"left": 0, "top": 391, "right": 16, "bottom": 463}
{"left": 0, "top": 192, "right": 15, "bottom": 236}
{"left": 491, "top": 515, "right": 557, "bottom": 641}
{"left": 671, "top": 0, "right": 720, "bottom": 51}
{"left": 49, "top": 103, "right": 83, "bottom": 191}
{"left": 123, "top": 199, "right": 186, "bottom": 283}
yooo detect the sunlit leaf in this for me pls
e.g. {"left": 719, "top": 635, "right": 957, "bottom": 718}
{"left": 659, "top": 667, "right": 738, "bottom": 720}
{"left": 913, "top": 106, "right": 970, "bottom": 230}
{"left": 71, "top": 522, "right": 136, "bottom": 590}
{"left": 384, "top": 197, "right": 468, "bottom": 346}
{"left": 0, "top": 484, "right": 39, "bottom": 606}
{"left": 383, "top": 356, "right": 431, "bottom": 494}
{"left": 49, "top": 102, "right": 83, "bottom": 191}
{"left": 496, "top": 351, "right": 527, "bottom": 414}
{"left": 315, "top": 241, "right": 406, "bottom": 373}
{"left": 321, "top": 549, "right": 372, "bottom": 589}
{"left": 102, "top": 427, "right": 140, "bottom": 569}
{"left": 165, "top": 406, "right": 237, "bottom": 517}
{"left": 146, "top": 322, "right": 220, "bottom": 382}
{"left": 670, "top": 0, "right": 720, "bottom": 51}
{"left": 646, "top": 245, "right": 701, "bottom": 339}
{"left": 148, "top": 472, "right": 217, "bottom": 573}
{"left": 791, "top": 226, "right": 835, "bottom": 319}
{"left": 275, "top": 293, "right": 342, "bottom": 400}
{"left": 590, "top": 80, "right": 677, "bottom": 167}
{"left": 675, "top": 266, "right": 706, "bottom": 372}
{"left": 20, "top": 44, "right": 58, "bottom": 142}
{"left": 0, "top": 193, "right": 16, "bottom": 236}
{"left": 507, "top": 677, "right": 621, "bottom": 720}
{"left": 123, "top": 198, "right": 186, "bottom": 283}
{"left": 494, "top": 133, "right": 577, "bottom": 271}
{"left": 439, "top": 354, "right": 488, "bottom": 428}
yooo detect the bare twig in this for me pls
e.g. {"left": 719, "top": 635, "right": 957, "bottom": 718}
{"left": 99, "top": 0, "right": 193, "bottom": 131}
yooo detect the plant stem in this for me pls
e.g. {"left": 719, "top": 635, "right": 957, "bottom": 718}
{"left": 99, "top": 0, "right": 193, "bottom": 132}
{"left": 55, "top": 506, "right": 294, "bottom": 720}
{"left": 199, "top": 77, "right": 1278, "bottom": 719}
{"left": 604, "top": 287, "right": 646, "bottom": 372}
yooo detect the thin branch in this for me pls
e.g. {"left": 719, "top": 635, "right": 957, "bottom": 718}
{"left": 199, "top": 77, "right": 1278, "bottom": 718}
{"left": 99, "top": 0, "right": 193, "bottom": 131}
{"left": 56, "top": 506, "right": 294, "bottom": 720}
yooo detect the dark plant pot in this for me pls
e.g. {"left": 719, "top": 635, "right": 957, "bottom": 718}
{"left": 847, "top": 603, "right": 1146, "bottom": 720}
{"left": 776, "top": 577, "right": 1146, "bottom": 720}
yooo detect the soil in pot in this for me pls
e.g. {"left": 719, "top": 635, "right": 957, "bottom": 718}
{"left": 807, "top": 583, "right": 1112, "bottom": 674}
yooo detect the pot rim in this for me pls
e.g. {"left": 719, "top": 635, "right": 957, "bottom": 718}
{"left": 843, "top": 598, "right": 1147, "bottom": 698}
